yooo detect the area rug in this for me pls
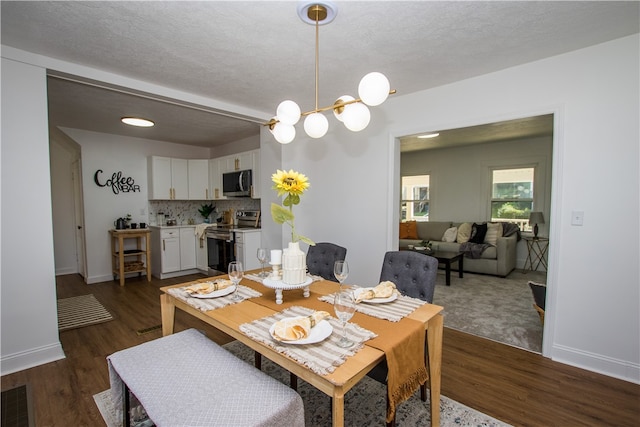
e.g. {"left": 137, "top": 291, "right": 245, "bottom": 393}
{"left": 94, "top": 340, "right": 511, "bottom": 427}
{"left": 57, "top": 294, "right": 114, "bottom": 331}
{"left": 432, "top": 269, "right": 545, "bottom": 353}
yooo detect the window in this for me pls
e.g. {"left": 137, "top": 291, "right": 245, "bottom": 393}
{"left": 491, "top": 168, "right": 534, "bottom": 231}
{"left": 401, "top": 175, "right": 430, "bottom": 221}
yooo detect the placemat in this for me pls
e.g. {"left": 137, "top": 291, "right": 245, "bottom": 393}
{"left": 318, "top": 292, "right": 425, "bottom": 322}
{"left": 239, "top": 306, "right": 377, "bottom": 377}
{"left": 167, "top": 285, "right": 262, "bottom": 312}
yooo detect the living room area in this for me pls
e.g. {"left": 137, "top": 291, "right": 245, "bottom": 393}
{"left": 399, "top": 115, "right": 552, "bottom": 353}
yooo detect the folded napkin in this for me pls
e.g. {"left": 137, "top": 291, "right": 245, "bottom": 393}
{"left": 272, "top": 310, "right": 330, "bottom": 341}
{"left": 184, "top": 279, "right": 233, "bottom": 295}
{"left": 355, "top": 281, "right": 398, "bottom": 303}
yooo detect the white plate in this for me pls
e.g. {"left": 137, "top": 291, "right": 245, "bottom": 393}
{"left": 189, "top": 283, "right": 236, "bottom": 299}
{"left": 414, "top": 246, "right": 427, "bottom": 250}
{"left": 353, "top": 287, "right": 398, "bottom": 304}
{"left": 269, "top": 318, "right": 333, "bottom": 344}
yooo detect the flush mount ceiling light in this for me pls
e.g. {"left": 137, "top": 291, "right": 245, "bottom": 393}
{"left": 121, "top": 117, "right": 155, "bottom": 127}
{"left": 418, "top": 133, "right": 440, "bottom": 139}
{"left": 266, "top": 1, "right": 396, "bottom": 144}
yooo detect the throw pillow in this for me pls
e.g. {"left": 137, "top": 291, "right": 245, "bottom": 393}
{"left": 456, "top": 222, "right": 472, "bottom": 243}
{"left": 399, "top": 221, "right": 418, "bottom": 239}
{"left": 469, "top": 222, "right": 488, "bottom": 243}
{"left": 484, "top": 222, "right": 503, "bottom": 246}
{"left": 442, "top": 227, "right": 458, "bottom": 243}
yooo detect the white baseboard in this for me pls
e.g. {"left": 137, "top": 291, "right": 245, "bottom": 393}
{"left": 551, "top": 343, "right": 640, "bottom": 385}
{"left": 56, "top": 266, "right": 78, "bottom": 276}
{"left": 1, "top": 342, "right": 66, "bottom": 376}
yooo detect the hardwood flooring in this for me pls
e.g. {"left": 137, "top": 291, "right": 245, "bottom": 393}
{"left": 2, "top": 274, "right": 638, "bottom": 426}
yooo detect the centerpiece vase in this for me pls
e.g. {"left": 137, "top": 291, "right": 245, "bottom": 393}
{"left": 282, "top": 242, "right": 307, "bottom": 285}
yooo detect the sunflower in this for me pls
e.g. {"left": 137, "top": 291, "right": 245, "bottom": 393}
{"left": 271, "top": 169, "right": 310, "bottom": 202}
{"left": 271, "top": 169, "right": 314, "bottom": 245}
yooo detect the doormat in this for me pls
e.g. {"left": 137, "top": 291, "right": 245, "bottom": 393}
{"left": 57, "top": 294, "right": 114, "bottom": 331}
{"left": 136, "top": 325, "right": 162, "bottom": 335}
{"left": 1, "top": 384, "right": 34, "bottom": 427}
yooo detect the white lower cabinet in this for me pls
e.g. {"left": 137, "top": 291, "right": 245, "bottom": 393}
{"left": 151, "top": 226, "right": 200, "bottom": 279}
{"left": 234, "top": 229, "right": 262, "bottom": 271}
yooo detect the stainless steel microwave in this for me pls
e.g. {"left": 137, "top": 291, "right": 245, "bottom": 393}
{"left": 222, "top": 169, "right": 252, "bottom": 197}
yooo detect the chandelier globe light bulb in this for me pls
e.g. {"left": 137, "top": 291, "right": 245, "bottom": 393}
{"left": 358, "top": 72, "right": 391, "bottom": 106}
{"left": 271, "top": 121, "right": 296, "bottom": 144}
{"left": 342, "top": 102, "right": 370, "bottom": 132}
{"left": 333, "top": 95, "right": 355, "bottom": 122}
{"left": 276, "top": 100, "right": 301, "bottom": 125}
{"left": 304, "top": 112, "right": 329, "bottom": 138}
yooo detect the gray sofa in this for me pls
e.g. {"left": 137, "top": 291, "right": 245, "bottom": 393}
{"left": 399, "top": 221, "right": 519, "bottom": 277}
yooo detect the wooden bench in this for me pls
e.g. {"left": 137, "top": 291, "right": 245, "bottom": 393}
{"left": 107, "top": 329, "right": 305, "bottom": 426}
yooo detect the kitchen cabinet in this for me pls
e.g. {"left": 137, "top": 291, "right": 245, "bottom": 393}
{"left": 188, "top": 159, "right": 210, "bottom": 200}
{"left": 148, "top": 156, "right": 188, "bottom": 200}
{"left": 209, "top": 149, "right": 261, "bottom": 199}
{"left": 196, "top": 233, "right": 208, "bottom": 272}
{"left": 234, "top": 229, "right": 262, "bottom": 271}
{"left": 151, "top": 226, "right": 199, "bottom": 279}
{"left": 179, "top": 227, "right": 197, "bottom": 270}
{"left": 209, "top": 158, "right": 225, "bottom": 200}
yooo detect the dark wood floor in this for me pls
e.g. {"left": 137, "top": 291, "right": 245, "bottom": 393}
{"left": 2, "top": 273, "right": 638, "bottom": 426}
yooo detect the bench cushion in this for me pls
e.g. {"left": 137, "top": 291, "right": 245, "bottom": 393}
{"left": 107, "top": 329, "right": 304, "bottom": 427}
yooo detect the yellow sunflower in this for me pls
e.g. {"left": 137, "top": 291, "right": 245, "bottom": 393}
{"left": 271, "top": 169, "right": 310, "bottom": 201}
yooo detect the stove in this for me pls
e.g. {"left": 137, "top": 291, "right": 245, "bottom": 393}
{"left": 205, "top": 210, "right": 260, "bottom": 273}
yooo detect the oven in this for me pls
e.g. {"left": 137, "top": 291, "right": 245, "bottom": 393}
{"left": 206, "top": 227, "right": 236, "bottom": 274}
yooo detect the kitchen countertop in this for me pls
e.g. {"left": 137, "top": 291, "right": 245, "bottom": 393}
{"left": 149, "top": 224, "right": 261, "bottom": 231}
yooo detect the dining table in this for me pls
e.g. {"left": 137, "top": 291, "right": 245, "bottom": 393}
{"left": 159, "top": 273, "right": 444, "bottom": 427}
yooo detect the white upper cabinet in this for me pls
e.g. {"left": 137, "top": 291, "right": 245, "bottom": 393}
{"left": 224, "top": 151, "right": 254, "bottom": 173}
{"left": 188, "top": 159, "right": 210, "bottom": 200}
{"left": 148, "top": 156, "right": 188, "bottom": 200}
{"left": 213, "top": 149, "right": 261, "bottom": 199}
{"left": 209, "top": 158, "right": 225, "bottom": 200}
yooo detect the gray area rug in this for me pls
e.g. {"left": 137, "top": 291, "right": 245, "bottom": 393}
{"left": 94, "top": 340, "right": 511, "bottom": 427}
{"left": 57, "top": 294, "right": 114, "bottom": 331}
{"left": 432, "top": 269, "right": 546, "bottom": 352}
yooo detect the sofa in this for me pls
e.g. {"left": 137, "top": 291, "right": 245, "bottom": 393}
{"left": 399, "top": 221, "right": 520, "bottom": 277}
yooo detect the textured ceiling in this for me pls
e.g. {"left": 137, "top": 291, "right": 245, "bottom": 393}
{"left": 1, "top": 1, "right": 638, "bottom": 148}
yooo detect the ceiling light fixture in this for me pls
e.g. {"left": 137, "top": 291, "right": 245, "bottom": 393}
{"left": 266, "top": 1, "right": 396, "bottom": 144}
{"left": 418, "top": 133, "right": 440, "bottom": 139}
{"left": 121, "top": 117, "right": 155, "bottom": 127}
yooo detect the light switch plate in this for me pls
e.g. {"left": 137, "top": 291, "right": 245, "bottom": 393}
{"left": 571, "top": 210, "right": 584, "bottom": 226}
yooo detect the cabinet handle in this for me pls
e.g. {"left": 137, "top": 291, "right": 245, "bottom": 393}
{"left": 163, "top": 240, "right": 165, "bottom": 251}
{"left": 235, "top": 158, "right": 239, "bottom": 170}
{"left": 206, "top": 188, "right": 209, "bottom": 199}
{"left": 215, "top": 188, "right": 219, "bottom": 199}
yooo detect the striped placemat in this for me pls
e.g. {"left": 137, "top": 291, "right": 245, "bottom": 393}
{"left": 239, "top": 306, "right": 377, "bottom": 376}
{"left": 318, "top": 292, "right": 426, "bottom": 322}
{"left": 167, "top": 285, "right": 262, "bottom": 312}
{"left": 57, "top": 294, "right": 114, "bottom": 331}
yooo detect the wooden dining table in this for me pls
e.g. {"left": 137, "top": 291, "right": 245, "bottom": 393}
{"left": 160, "top": 275, "right": 444, "bottom": 427}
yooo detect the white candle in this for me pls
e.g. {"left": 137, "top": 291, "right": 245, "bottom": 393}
{"left": 270, "top": 249, "right": 282, "bottom": 265}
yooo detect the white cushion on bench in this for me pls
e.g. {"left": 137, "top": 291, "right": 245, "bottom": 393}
{"left": 107, "top": 328, "right": 304, "bottom": 427}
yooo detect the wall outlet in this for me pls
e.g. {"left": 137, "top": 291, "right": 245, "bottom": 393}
{"left": 571, "top": 210, "right": 584, "bottom": 226}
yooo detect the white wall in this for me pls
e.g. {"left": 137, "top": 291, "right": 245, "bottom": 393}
{"left": 401, "top": 136, "right": 553, "bottom": 268}
{"left": 59, "top": 128, "right": 210, "bottom": 283}
{"left": 270, "top": 35, "right": 639, "bottom": 383}
{"left": 1, "top": 58, "right": 65, "bottom": 374}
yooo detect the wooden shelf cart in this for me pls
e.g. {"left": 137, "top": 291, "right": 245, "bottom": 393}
{"left": 109, "top": 229, "right": 152, "bottom": 286}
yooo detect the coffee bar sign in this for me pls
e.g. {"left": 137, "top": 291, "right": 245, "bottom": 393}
{"left": 94, "top": 169, "right": 141, "bottom": 194}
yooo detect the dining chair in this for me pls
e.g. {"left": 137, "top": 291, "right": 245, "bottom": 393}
{"left": 368, "top": 250, "right": 439, "bottom": 427}
{"left": 306, "top": 242, "right": 347, "bottom": 281}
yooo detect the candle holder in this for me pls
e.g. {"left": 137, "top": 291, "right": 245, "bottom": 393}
{"left": 269, "top": 262, "right": 282, "bottom": 280}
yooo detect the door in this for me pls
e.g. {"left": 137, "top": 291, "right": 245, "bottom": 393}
{"left": 72, "top": 159, "right": 87, "bottom": 280}
{"left": 179, "top": 227, "right": 197, "bottom": 270}
{"left": 161, "top": 236, "right": 180, "bottom": 273}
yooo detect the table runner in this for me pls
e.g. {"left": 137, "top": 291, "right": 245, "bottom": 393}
{"left": 239, "top": 306, "right": 377, "bottom": 376}
{"left": 167, "top": 285, "right": 262, "bottom": 312}
{"left": 318, "top": 292, "right": 425, "bottom": 322}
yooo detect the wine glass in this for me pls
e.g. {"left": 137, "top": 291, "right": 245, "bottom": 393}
{"left": 334, "top": 287, "right": 356, "bottom": 348}
{"left": 257, "top": 248, "right": 268, "bottom": 277}
{"left": 228, "top": 261, "right": 244, "bottom": 301}
{"left": 334, "top": 260, "right": 349, "bottom": 286}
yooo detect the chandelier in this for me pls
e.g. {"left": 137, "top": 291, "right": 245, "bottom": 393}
{"left": 267, "top": 1, "right": 396, "bottom": 144}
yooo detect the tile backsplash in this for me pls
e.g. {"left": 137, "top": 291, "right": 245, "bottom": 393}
{"left": 148, "top": 199, "right": 260, "bottom": 225}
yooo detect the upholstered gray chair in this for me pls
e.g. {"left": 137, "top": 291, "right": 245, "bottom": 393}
{"left": 368, "top": 250, "right": 439, "bottom": 427}
{"left": 306, "top": 242, "right": 347, "bottom": 281}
